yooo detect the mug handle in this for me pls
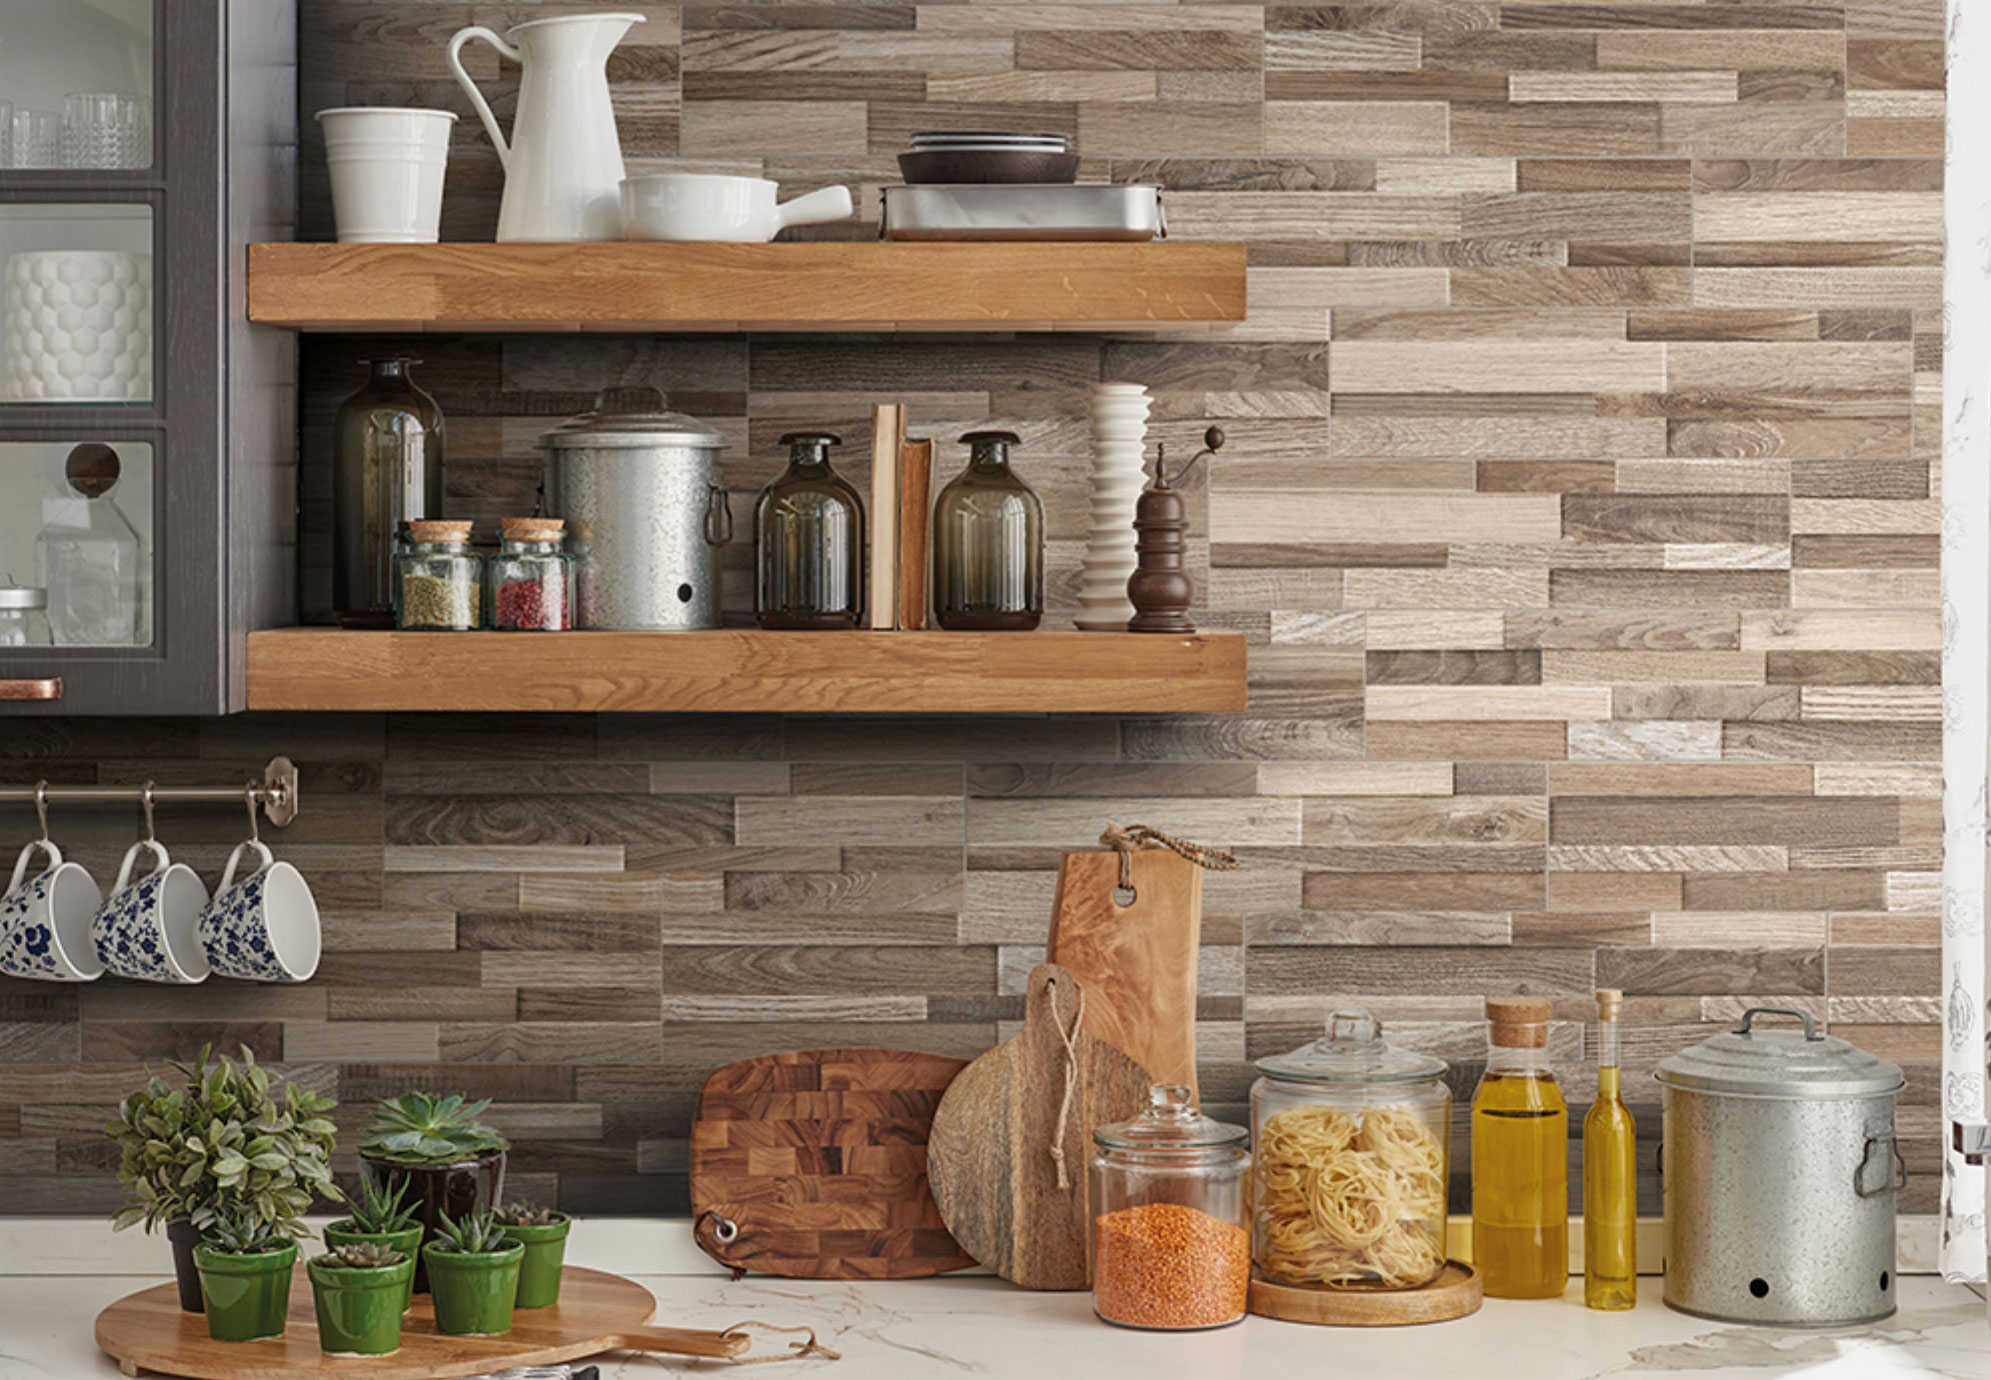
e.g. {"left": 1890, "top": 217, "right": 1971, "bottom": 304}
{"left": 114, "top": 838, "right": 169, "bottom": 892}
{"left": 446, "top": 26, "right": 521, "bottom": 172}
{"left": 220, "top": 838, "right": 274, "bottom": 893}
{"left": 9, "top": 838, "right": 60, "bottom": 892}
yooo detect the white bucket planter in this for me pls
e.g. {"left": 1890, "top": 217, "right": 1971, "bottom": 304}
{"left": 318, "top": 107, "right": 457, "bottom": 244}
{"left": 2, "top": 250, "right": 153, "bottom": 402}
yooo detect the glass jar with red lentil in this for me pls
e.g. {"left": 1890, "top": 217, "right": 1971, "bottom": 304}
{"left": 1090, "top": 1084, "right": 1251, "bottom": 1331}
{"left": 488, "top": 517, "right": 574, "bottom": 631}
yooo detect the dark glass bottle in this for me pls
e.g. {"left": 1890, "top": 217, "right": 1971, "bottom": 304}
{"left": 933, "top": 430, "right": 1043, "bottom": 631}
{"left": 755, "top": 431, "right": 864, "bottom": 629}
{"left": 333, "top": 356, "right": 445, "bottom": 629}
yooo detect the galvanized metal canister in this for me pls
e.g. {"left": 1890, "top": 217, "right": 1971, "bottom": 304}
{"left": 539, "top": 390, "right": 732, "bottom": 630}
{"left": 1656, "top": 1008, "right": 1905, "bottom": 1327}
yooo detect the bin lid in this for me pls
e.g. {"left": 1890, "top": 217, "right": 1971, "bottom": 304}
{"left": 1655, "top": 1007, "right": 1905, "bottom": 1099}
{"left": 1255, "top": 1007, "right": 1448, "bottom": 1087}
{"left": 540, "top": 386, "right": 725, "bottom": 450}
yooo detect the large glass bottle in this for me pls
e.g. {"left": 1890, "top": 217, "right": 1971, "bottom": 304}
{"left": 755, "top": 431, "right": 863, "bottom": 629}
{"left": 933, "top": 429, "right": 1043, "bottom": 631}
{"left": 334, "top": 355, "right": 445, "bottom": 629}
{"left": 36, "top": 442, "right": 146, "bottom": 646}
{"left": 1584, "top": 988, "right": 1637, "bottom": 1310}
{"left": 1471, "top": 996, "right": 1568, "bottom": 1299}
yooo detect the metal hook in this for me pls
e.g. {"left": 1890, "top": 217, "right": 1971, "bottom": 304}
{"left": 34, "top": 781, "right": 49, "bottom": 844}
{"left": 140, "top": 782, "right": 156, "bottom": 844}
{"left": 244, "top": 782, "right": 262, "bottom": 845}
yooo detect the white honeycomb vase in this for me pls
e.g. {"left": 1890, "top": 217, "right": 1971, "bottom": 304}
{"left": 1075, "top": 381, "right": 1153, "bottom": 631}
{"left": 3, "top": 250, "right": 154, "bottom": 402}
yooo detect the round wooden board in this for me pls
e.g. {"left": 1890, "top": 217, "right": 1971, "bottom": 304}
{"left": 95, "top": 1267, "right": 733, "bottom": 1379}
{"left": 1248, "top": 1261, "right": 1483, "bottom": 1327}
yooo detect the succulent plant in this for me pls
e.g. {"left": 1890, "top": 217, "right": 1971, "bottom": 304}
{"left": 431, "top": 1209, "right": 511, "bottom": 1255}
{"left": 105, "top": 1044, "right": 339, "bottom": 1238}
{"left": 343, "top": 1171, "right": 418, "bottom": 1235}
{"left": 316, "top": 1240, "right": 407, "bottom": 1270}
{"left": 495, "top": 1201, "right": 560, "bottom": 1228}
{"left": 358, "top": 1093, "right": 508, "bottom": 1167}
{"left": 204, "top": 1203, "right": 291, "bottom": 1256}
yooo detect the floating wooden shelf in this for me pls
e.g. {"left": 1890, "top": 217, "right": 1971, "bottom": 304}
{"left": 245, "top": 241, "right": 1247, "bottom": 332}
{"left": 244, "top": 629, "right": 1248, "bottom": 713}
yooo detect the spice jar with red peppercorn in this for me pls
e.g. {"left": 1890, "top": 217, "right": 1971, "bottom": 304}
{"left": 488, "top": 517, "right": 573, "bottom": 631}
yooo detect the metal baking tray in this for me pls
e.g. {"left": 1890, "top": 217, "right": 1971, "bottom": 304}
{"left": 880, "top": 184, "right": 1165, "bottom": 242}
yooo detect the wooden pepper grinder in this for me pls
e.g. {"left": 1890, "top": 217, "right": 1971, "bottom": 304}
{"left": 1127, "top": 427, "right": 1222, "bottom": 633}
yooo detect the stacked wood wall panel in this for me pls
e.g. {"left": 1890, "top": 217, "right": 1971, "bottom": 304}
{"left": 0, "top": 0, "right": 1944, "bottom": 1217}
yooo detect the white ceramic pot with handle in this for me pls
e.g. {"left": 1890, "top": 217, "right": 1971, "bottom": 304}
{"left": 620, "top": 173, "right": 853, "bottom": 243}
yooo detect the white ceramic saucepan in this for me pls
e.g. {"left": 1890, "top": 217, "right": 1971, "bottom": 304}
{"left": 620, "top": 173, "right": 853, "bottom": 243}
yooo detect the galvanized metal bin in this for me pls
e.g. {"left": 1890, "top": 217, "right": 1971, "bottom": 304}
{"left": 1656, "top": 1007, "right": 1905, "bottom": 1327}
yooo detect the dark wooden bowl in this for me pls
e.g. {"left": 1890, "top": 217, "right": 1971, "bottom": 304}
{"left": 898, "top": 149, "right": 1082, "bottom": 185}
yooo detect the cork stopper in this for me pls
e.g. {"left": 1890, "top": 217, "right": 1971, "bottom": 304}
{"left": 1486, "top": 996, "right": 1552, "bottom": 1050}
{"left": 408, "top": 519, "right": 472, "bottom": 545}
{"left": 1595, "top": 988, "right": 1624, "bottom": 1022}
{"left": 501, "top": 516, "right": 565, "bottom": 542}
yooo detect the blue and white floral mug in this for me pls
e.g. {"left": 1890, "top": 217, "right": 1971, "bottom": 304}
{"left": 0, "top": 838, "right": 104, "bottom": 981}
{"left": 89, "top": 838, "right": 211, "bottom": 984}
{"left": 197, "top": 838, "right": 320, "bottom": 982}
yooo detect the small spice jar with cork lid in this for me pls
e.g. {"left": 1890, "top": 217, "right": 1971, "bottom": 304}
{"left": 395, "top": 520, "right": 482, "bottom": 631}
{"left": 1089, "top": 1084, "right": 1251, "bottom": 1331}
{"left": 489, "top": 517, "right": 573, "bottom": 631}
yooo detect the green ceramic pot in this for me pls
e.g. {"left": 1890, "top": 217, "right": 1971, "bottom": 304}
{"left": 323, "top": 1220, "right": 424, "bottom": 1313}
{"left": 308, "top": 1253, "right": 415, "bottom": 1357}
{"left": 422, "top": 1238, "right": 524, "bottom": 1337}
{"left": 504, "top": 1215, "right": 571, "bottom": 1309}
{"left": 193, "top": 1241, "right": 297, "bottom": 1343}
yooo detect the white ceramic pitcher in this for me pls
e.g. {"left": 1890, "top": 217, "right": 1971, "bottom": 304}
{"left": 447, "top": 12, "right": 644, "bottom": 241}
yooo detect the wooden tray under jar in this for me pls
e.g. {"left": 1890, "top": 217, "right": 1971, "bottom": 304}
{"left": 1248, "top": 1260, "right": 1483, "bottom": 1327}
{"left": 95, "top": 1266, "right": 748, "bottom": 1379}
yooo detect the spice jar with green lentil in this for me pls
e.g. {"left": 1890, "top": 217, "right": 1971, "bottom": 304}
{"left": 1090, "top": 1084, "right": 1252, "bottom": 1331}
{"left": 396, "top": 520, "right": 482, "bottom": 630}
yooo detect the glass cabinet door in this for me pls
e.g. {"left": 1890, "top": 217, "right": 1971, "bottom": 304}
{"left": 0, "top": 439, "right": 153, "bottom": 647}
{"left": 0, "top": 1, "right": 154, "bottom": 171}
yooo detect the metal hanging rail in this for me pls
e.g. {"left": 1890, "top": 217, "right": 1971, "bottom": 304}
{"left": 0, "top": 756, "right": 300, "bottom": 827}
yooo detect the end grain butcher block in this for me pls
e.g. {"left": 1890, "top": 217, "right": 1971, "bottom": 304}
{"left": 926, "top": 964, "right": 1156, "bottom": 1291}
{"left": 690, "top": 1047, "right": 977, "bottom": 1279}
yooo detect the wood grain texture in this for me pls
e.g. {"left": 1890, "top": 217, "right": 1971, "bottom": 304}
{"left": 688, "top": 1048, "right": 975, "bottom": 1279}
{"left": 925, "top": 965, "right": 1155, "bottom": 1290}
{"left": 1048, "top": 849, "right": 1203, "bottom": 1098}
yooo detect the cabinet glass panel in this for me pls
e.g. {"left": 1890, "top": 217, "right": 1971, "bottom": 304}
{"left": 0, "top": 1, "right": 154, "bottom": 170}
{"left": 0, "top": 438, "right": 153, "bottom": 646}
{"left": 0, "top": 204, "right": 152, "bottom": 405}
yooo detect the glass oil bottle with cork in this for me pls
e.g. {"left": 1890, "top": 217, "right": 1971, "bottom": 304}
{"left": 1471, "top": 996, "right": 1568, "bottom": 1299}
{"left": 1584, "top": 988, "right": 1637, "bottom": 1310}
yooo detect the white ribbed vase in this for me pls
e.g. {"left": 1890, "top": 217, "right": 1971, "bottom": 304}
{"left": 1076, "top": 381, "right": 1152, "bottom": 631}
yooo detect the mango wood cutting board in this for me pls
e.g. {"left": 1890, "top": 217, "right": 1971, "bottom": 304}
{"left": 689, "top": 1047, "right": 977, "bottom": 1279}
{"left": 925, "top": 964, "right": 1156, "bottom": 1291}
{"left": 1049, "top": 846, "right": 1203, "bottom": 1100}
{"left": 95, "top": 1267, "right": 746, "bottom": 1379}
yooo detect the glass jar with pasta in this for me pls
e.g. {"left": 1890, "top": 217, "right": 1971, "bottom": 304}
{"left": 1250, "top": 1008, "right": 1452, "bottom": 1291}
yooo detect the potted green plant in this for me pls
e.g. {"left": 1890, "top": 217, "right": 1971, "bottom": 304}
{"left": 307, "top": 1240, "right": 415, "bottom": 1357}
{"left": 495, "top": 1201, "right": 572, "bottom": 1308}
{"left": 105, "top": 1045, "right": 338, "bottom": 1313}
{"left": 324, "top": 1172, "right": 423, "bottom": 1313}
{"left": 422, "top": 1209, "right": 524, "bottom": 1337}
{"left": 192, "top": 1205, "right": 299, "bottom": 1342}
{"left": 358, "top": 1092, "right": 508, "bottom": 1293}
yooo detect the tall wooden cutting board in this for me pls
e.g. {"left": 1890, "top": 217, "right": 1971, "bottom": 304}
{"left": 925, "top": 964, "right": 1155, "bottom": 1291}
{"left": 1049, "top": 846, "right": 1203, "bottom": 1099}
{"left": 689, "top": 1047, "right": 977, "bottom": 1279}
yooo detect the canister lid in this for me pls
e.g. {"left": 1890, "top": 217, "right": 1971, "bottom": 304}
{"left": 1093, "top": 1083, "right": 1248, "bottom": 1151}
{"left": 540, "top": 386, "right": 726, "bottom": 450}
{"left": 501, "top": 516, "right": 565, "bottom": 541}
{"left": 0, "top": 584, "right": 48, "bottom": 610}
{"left": 407, "top": 520, "right": 473, "bottom": 544}
{"left": 1655, "top": 1007, "right": 1906, "bottom": 1100}
{"left": 1255, "top": 1007, "right": 1448, "bottom": 1086}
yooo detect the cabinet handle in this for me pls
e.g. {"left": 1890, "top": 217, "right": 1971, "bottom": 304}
{"left": 0, "top": 678, "right": 62, "bottom": 701}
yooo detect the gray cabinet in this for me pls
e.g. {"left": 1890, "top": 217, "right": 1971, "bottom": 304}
{"left": 0, "top": 1, "right": 295, "bottom": 715}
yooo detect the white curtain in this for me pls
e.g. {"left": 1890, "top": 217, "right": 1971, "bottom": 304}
{"left": 1942, "top": 0, "right": 1988, "bottom": 1283}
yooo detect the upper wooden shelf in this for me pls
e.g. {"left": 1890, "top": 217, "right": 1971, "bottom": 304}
{"left": 243, "top": 629, "right": 1248, "bottom": 714}
{"left": 245, "top": 241, "right": 1247, "bottom": 333}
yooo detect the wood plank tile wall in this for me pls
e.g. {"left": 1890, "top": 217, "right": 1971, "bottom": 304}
{"left": 0, "top": 0, "right": 1945, "bottom": 1217}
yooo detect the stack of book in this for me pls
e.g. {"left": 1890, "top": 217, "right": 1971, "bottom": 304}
{"left": 866, "top": 402, "right": 934, "bottom": 630}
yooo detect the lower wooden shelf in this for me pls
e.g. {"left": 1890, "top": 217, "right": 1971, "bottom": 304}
{"left": 243, "top": 629, "right": 1248, "bottom": 714}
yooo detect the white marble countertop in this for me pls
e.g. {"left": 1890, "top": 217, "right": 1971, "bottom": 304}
{"left": 4, "top": 1220, "right": 1986, "bottom": 1380}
